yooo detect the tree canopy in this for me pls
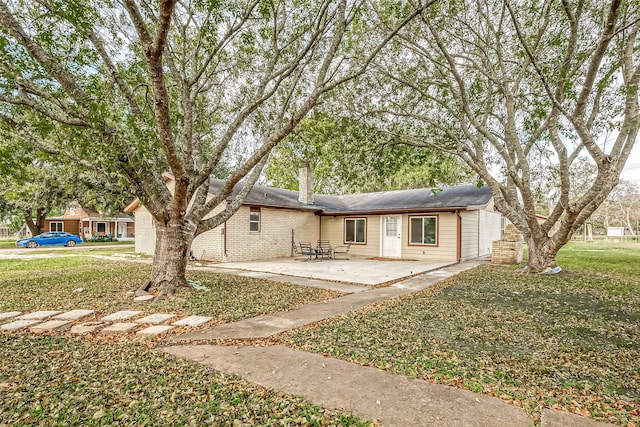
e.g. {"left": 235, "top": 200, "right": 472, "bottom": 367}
{"left": 265, "top": 113, "right": 474, "bottom": 194}
{"left": 364, "top": 0, "right": 639, "bottom": 268}
{"left": 0, "top": 0, "right": 433, "bottom": 295}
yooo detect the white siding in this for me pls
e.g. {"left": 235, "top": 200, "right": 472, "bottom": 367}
{"left": 460, "top": 210, "right": 479, "bottom": 261}
{"left": 479, "top": 210, "right": 502, "bottom": 256}
{"left": 320, "top": 215, "right": 381, "bottom": 258}
{"left": 321, "top": 212, "right": 458, "bottom": 262}
{"left": 403, "top": 212, "right": 458, "bottom": 261}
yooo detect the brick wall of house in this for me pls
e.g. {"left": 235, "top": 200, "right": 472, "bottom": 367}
{"left": 491, "top": 224, "right": 523, "bottom": 264}
{"left": 224, "top": 206, "right": 319, "bottom": 262}
{"left": 133, "top": 207, "right": 156, "bottom": 255}
{"left": 43, "top": 219, "right": 81, "bottom": 234}
{"left": 190, "top": 203, "right": 226, "bottom": 261}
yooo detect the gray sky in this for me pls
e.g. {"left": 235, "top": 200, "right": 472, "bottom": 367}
{"left": 621, "top": 143, "right": 640, "bottom": 184}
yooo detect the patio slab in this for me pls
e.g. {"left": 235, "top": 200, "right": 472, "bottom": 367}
{"left": 207, "top": 257, "right": 453, "bottom": 286}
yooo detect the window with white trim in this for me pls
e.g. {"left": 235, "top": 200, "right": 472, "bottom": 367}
{"left": 345, "top": 218, "right": 366, "bottom": 243}
{"left": 249, "top": 208, "right": 260, "bottom": 232}
{"left": 50, "top": 222, "right": 64, "bottom": 232}
{"left": 410, "top": 216, "right": 438, "bottom": 245}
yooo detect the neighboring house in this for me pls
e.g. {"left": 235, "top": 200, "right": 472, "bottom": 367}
{"left": 126, "top": 166, "right": 501, "bottom": 263}
{"left": 44, "top": 201, "right": 135, "bottom": 241}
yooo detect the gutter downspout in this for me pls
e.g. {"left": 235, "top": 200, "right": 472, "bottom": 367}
{"left": 456, "top": 210, "right": 462, "bottom": 262}
{"left": 223, "top": 221, "right": 227, "bottom": 260}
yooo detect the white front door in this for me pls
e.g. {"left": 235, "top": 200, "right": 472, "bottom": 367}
{"left": 117, "top": 222, "right": 127, "bottom": 238}
{"left": 382, "top": 215, "right": 402, "bottom": 258}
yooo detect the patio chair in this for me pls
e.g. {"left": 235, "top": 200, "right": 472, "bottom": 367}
{"left": 332, "top": 243, "right": 351, "bottom": 259}
{"left": 316, "top": 240, "right": 333, "bottom": 259}
{"left": 297, "top": 242, "right": 316, "bottom": 261}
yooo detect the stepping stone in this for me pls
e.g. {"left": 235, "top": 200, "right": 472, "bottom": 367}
{"left": 53, "top": 309, "right": 94, "bottom": 320}
{"left": 100, "top": 310, "right": 142, "bottom": 322}
{"left": 136, "top": 325, "right": 174, "bottom": 336}
{"left": 134, "top": 295, "right": 154, "bottom": 302}
{"left": 30, "top": 320, "right": 71, "bottom": 333}
{"left": 135, "top": 313, "right": 176, "bottom": 325}
{"left": 18, "top": 311, "right": 63, "bottom": 320}
{"left": 70, "top": 322, "right": 107, "bottom": 335}
{"left": 0, "top": 311, "right": 22, "bottom": 320}
{"left": 172, "top": 315, "right": 213, "bottom": 327}
{"left": 100, "top": 322, "right": 139, "bottom": 335}
{"left": 1, "top": 320, "right": 40, "bottom": 331}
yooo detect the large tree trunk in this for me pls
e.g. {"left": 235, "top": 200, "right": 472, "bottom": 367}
{"left": 525, "top": 234, "right": 563, "bottom": 270}
{"left": 23, "top": 208, "right": 46, "bottom": 236}
{"left": 150, "top": 221, "right": 195, "bottom": 299}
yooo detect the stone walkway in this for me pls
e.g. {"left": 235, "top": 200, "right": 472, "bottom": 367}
{"left": 0, "top": 309, "right": 212, "bottom": 336}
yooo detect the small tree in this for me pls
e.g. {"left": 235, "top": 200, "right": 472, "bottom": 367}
{"left": 368, "top": 0, "right": 639, "bottom": 268}
{"left": 0, "top": 1, "right": 433, "bottom": 296}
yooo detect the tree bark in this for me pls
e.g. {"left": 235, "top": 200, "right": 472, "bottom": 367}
{"left": 525, "top": 234, "right": 562, "bottom": 270}
{"left": 150, "top": 221, "right": 195, "bottom": 299}
{"left": 23, "top": 209, "right": 45, "bottom": 236}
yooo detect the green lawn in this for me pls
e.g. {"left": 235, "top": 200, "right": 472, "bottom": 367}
{"left": 0, "top": 255, "right": 365, "bottom": 426}
{"left": 278, "top": 242, "right": 640, "bottom": 425}
{"left": 0, "top": 239, "right": 18, "bottom": 249}
{"left": 0, "top": 256, "right": 341, "bottom": 320}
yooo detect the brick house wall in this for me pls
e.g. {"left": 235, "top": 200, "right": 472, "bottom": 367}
{"left": 134, "top": 204, "right": 319, "bottom": 261}
{"left": 221, "top": 206, "right": 319, "bottom": 262}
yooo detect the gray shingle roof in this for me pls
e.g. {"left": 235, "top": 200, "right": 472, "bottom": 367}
{"left": 209, "top": 179, "right": 492, "bottom": 214}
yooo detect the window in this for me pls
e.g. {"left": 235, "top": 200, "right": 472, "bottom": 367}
{"left": 50, "top": 222, "right": 63, "bottom": 232}
{"left": 345, "top": 218, "right": 366, "bottom": 243}
{"left": 385, "top": 216, "right": 398, "bottom": 237}
{"left": 249, "top": 208, "right": 260, "bottom": 232}
{"left": 97, "top": 222, "right": 107, "bottom": 234}
{"left": 410, "top": 216, "right": 438, "bottom": 245}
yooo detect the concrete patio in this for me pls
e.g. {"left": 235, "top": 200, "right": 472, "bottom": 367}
{"left": 194, "top": 256, "right": 455, "bottom": 286}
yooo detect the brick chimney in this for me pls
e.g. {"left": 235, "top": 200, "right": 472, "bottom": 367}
{"left": 298, "top": 163, "right": 314, "bottom": 205}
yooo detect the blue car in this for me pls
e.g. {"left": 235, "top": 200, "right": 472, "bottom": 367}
{"left": 16, "top": 232, "right": 83, "bottom": 248}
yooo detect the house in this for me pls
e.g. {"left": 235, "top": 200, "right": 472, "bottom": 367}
{"left": 126, "top": 165, "right": 501, "bottom": 263}
{"left": 44, "top": 201, "right": 135, "bottom": 241}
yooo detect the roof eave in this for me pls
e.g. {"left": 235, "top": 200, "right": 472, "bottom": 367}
{"left": 319, "top": 205, "right": 482, "bottom": 216}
